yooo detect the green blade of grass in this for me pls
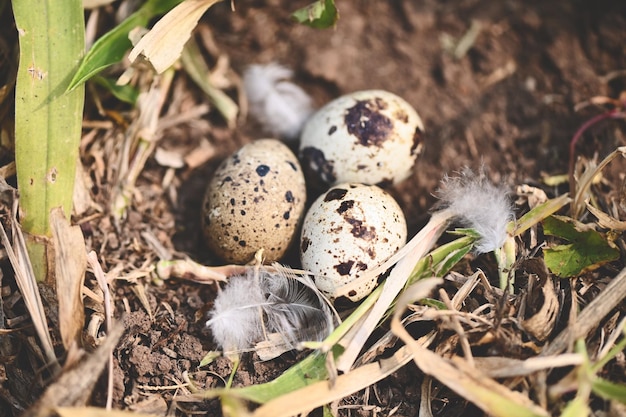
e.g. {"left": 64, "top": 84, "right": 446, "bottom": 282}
{"left": 591, "top": 378, "right": 626, "bottom": 403}
{"left": 67, "top": 0, "right": 184, "bottom": 91}
{"left": 13, "top": 0, "right": 85, "bottom": 280}
{"left": 196, "top": 350, "right": 331, "bottom": 404}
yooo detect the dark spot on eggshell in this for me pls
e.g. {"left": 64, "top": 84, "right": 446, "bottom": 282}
{"left": 301, "top": 147, "right": 336, "bottom": 185}
{"left": 324, "top": 188, "right": 348, "bottom": 202}
{"left": 345, "top": 98, "right": 393, "bottom": 147}
{"left": 229, "top": 198, "right": 235, "bottom": 206}
{"left": 348, "top": 290, "right": 357, "bottom": 298}
{"left": 285, "top": 190, "right": 294, "bottom": 203}
{"left": 287, "top": 161, "right": 298, "bottom": 171}
{"left": 411, "top": 126, "right": 424, "bottom": 155}
{"left": 357, "top": 261, "right": 368, "bottom": 271}
{"left": 335, "top": 260, "right": 354, "bottom": 276}
{"left": 337, "top": 200, "right": 354, "bottom": 214}
{"left": 301, "top": 237, "right": 311, "bottom": 253}
{"left": 240, "top": 210, "right": 246, "bottom": 216}
{"left": 328, "top": 125, "right": 337, "bottom": 135}
{"left": 239, "top": 240, "right": 246, "bottom": 247}
{"left": 256, "top": 164, "right": 270, "bottom": 176}
{"left": 283, "top": 211, "right": 290, "bottom": 220}
{"left": 346, "top": 218, "right": 377, "bottom": 240}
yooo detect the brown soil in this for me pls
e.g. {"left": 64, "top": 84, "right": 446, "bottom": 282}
{"left": 1, "top": 1, "right": 626, "bottom": 417}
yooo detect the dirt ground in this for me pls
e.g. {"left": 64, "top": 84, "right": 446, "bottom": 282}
{"left": 2, "top": 1, "right": 626, "bottom": 416}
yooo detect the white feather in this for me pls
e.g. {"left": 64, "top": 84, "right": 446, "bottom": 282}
{"left": 243, "top": 63, "right": 314, "bottom": 140}
{"left": 436, "top": 167, "right": 513, "bottom": 253}
{"left": 206, "top": 265, "right": 336, "bottom": 354}
{"left": 206, "top": 274, "right": 265, "bottom": 352}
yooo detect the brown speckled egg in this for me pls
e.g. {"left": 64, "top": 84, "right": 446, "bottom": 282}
{"left": 202, "top": 139, "right": 306, "bottom": 264}
{"left": 299, "top": 90, "right": 424, "bottom": 188}
{"left": 300, "top": 183, "right": 407, "bottom": 301}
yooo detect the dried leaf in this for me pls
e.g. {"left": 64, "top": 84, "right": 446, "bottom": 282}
{"left": 521, "top": 266, "right": 559, "bottom": 342}
{"left": 573, "top": 146, "right": 626, "bottom": 218}
{"left": 0, "top": 216, "right": 59, "bottom": 372}
{"left": 50, "top": 207, "right": 87, "bottom": 350}
{"left": 474, "top": 354, "right": 583, "bottom": 378}
{"left": 129, "top": 0, "right": 223, "bottom": 73}
{"left": 585, "top": 201, "right": 626, "bottom": 231}
{"left": 24, "top": 324, "right": 124, "bottom": 416}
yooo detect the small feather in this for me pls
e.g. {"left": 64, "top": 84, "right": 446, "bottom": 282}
{"left": 243, "top": 63, "right": 314, "bottom": 140}
{"left": 206, "top": 265, "right": 336, "bottom": 355}
{"left": 436, "top": 167, "right": 513, "bottom": 253}
{"left": 262, "top": 265, "right": 336, "bottom": 348}
{"left": 206, "top": 273, "right": 265, "bottom": 352}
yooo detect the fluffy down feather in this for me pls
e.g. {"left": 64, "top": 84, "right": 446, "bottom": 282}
{"left": 436, "top": 168, "right": 513, "bottom": 253}
{"left": 206, "top": 265, "right": 335, "bottom": 354}
{"left": 243, "top": 63, "right": 314, "bottom": 140}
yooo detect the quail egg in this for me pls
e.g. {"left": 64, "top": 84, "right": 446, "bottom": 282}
{"left": 202, "top": 139, "right": 306, "bottom": 264}
{"left": 299, "top": 90, "right": 424, "bottom": 188}
{"left": 300, "top": 183, "right": 407, "bottom": 301}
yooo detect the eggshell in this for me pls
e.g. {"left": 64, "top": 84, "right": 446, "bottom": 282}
{"left": 299, "top": 90, "right": 424, "bottom": 188}
{"left": 300, "top": 183, "right": 407, "bottom": 301}
{"left": 202, "top": 139, "right": 306, "bottom": 264}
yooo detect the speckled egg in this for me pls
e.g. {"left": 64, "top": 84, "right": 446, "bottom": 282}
{"left": 202, "top": 139, "right": 306, "bottom": 264}
{"left": 300, "top": 183, "right": 407, "bottom": 301}
{"left": 299, "top": 90, "right": 424, "bottom": 188}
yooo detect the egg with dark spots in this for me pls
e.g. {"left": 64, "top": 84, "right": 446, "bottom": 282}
{"left": 299, "top": 90, "right": 424, "bottom": 188}
{"left": 202, "top": 139, "right": 306, "bottom": 264}
{"left": 300, "top": 183, "right": 407, "bottom": 301}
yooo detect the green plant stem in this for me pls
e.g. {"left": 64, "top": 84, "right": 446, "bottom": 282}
{"left": 13, "top": 0, "right": 85, "bottom": 281}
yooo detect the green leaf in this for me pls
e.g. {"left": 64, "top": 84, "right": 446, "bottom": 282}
{"left": 543, "top": 215, "right": 620, "bottom": 277}
{"left": 197, "top": 349, "right": 332, "bottom": 404}
{"left": 292, "top": 0, "right": 339, "bottom": 29}
{"left": 92, "top": 76, "right": 139, "bottom": 105}
{"left": 14, "top": 0, "right": 86, "bottom": 281}
{"left": 591, "top": 378, "right": 626, "bottom": 403}
{"left": 420, "top": 298, "right": 447, "bottom": 310}
{"left": 408, "top": 235, "right": 474, "bottom": 285}
{"left": 67, "top": 0, "right": 184, "bottom": 91}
